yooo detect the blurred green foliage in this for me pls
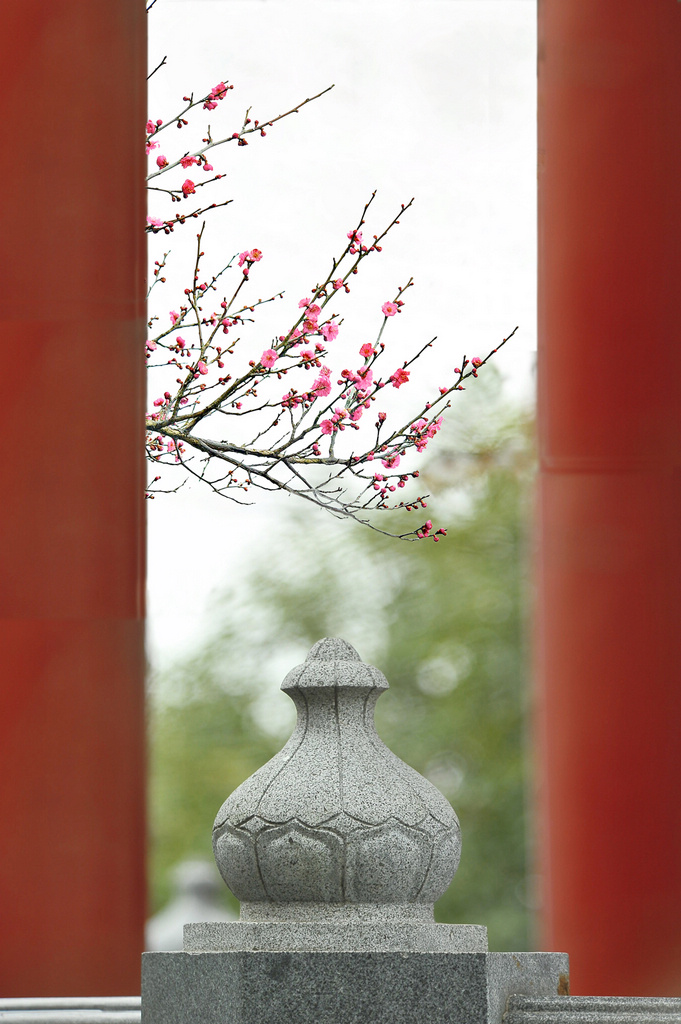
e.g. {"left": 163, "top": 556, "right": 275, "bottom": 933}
{"left": 148, "top": 370, "right": 536, "bottom": 950}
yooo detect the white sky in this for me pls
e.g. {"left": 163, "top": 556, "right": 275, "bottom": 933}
{"left": 146, "top": 0, "right": 537, "bottom": 671}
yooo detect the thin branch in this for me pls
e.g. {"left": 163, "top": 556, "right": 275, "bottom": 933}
{"left": 147, "top": 56, "right": 167, "bottom": 80}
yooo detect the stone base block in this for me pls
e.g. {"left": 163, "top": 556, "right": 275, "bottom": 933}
{"left": 141, "top": 950, "right": 569, "bottom": 1024}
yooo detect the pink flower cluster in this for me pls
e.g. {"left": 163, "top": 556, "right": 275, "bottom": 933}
{"left": 339, "top": 365, "right": 373, "bottom": 395}
{"left": 320, "top": 405, "right": 350, "bottom": 434}
{"left": 410, "top": 415, "right": 443, "bottom": 453}
{"left": 239, "top": 248, "right": 263, "bottom": 275}
{"left": 347, "top": 229, "right": 368, "bottom": 256}
{"left": 145, "top": 118, "right": 163, "bottom": 154}
{"left": 320, "top": 322, "right": 338, "bottom": 342}
{"left": 415, "top": 520, "right": 447, "bottom": 541}
{"left": 292, "top": 298, "right": 340, "bottom": 345}
{"left": 312, "top": 366, "right": 332, "bottom": 396}
{"left": 203, "top": 81, "right": 231, "bottom": 111}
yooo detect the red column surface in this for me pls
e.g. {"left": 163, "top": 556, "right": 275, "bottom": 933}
{"left": 0, "top": 2, "right": 147, "bottom": 995}
{"left": 536, "top": 1, "right": 681, "bottom": 996}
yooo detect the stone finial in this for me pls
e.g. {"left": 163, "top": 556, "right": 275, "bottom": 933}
{"left": 144, "top": 640, "right": 570, "bottom": 1024}
{"left": 212, "top": 638, "right": 462, "bottom": 922}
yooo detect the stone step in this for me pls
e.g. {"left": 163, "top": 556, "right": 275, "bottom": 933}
{"left": 504, "top": 995, "right": 681, "bottom": 1024}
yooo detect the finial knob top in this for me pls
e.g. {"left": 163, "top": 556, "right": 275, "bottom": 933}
{"left": 306, "top": 637, "right": 362, "bottom": 661}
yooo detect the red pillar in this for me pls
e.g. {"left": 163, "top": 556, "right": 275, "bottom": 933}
{"left": 0, "top": 2, "right": 147, "bottom": 995}
{"left": 536, "top": 1, "right": 681, "bottom": 996}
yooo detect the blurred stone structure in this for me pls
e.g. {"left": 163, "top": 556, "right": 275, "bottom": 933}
{"left": 145, "top": 859, "right": 235, "bottom": 952}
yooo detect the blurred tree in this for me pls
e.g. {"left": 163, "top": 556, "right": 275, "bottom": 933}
{"left": 148, "top": 369, "right": 536, "bottom": 950}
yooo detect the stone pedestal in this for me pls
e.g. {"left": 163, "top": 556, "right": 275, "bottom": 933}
{"left": 142, "top": 640, "right": 569, "bottom": 1024}
{"left": 142, "top": 950, "right": 569, "bottom": 1024}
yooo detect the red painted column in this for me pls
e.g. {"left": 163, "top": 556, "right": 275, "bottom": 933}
{"left": 536, "top": 1, "right": 681, "bottom": 996}
{"left": 0, "top": 2, "right": 147, "bottom": 995}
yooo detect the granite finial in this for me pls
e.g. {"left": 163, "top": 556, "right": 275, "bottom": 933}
{"left": 212, "top": 638, "right": 462, "bottom": 922}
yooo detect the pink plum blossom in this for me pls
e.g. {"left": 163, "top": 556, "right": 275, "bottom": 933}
{"left": 312, "top": 366, "right": 332, "bottom": 396}
{"left": 382, "top": 301, "right": 398, "bottom": 317}
{"left": 320, "top": 322, "right": 338, "bottom": 342}
{"left": 180, "top": 155, "right": 198, "bottom": 169}
{"left": 261, "top": 349, "right": 278, "bottom": 368}
{"left": 181, "top": 179, "right": 196, "bottom": 197}
{"left": 355, "top": 366, "right": 374, "bottom": 392}
{"left": 320, "top": 420, "right": 334, "bottom": 434}
{"left": 239, "top": 249, "right": 262, "bottom": 267}
{"left": 204, "top": 82, "right": 228, "bottom": 110}
{"left": 359, "top": 343, "right": 375, "bottom": 359}
{"left": 390, "top": 368, "right": 410, "bottom": 388}
{"left": 156, "top": 154, "right": 168, "bottom": 169}
{"left": 196, "top": 360, "right": 209, "bottom": 375}
{"left": 147, "top": 216, "right": 164, "bottom": 228}
{"left": 169, "top": 310, "right": 179, "bottom": 325}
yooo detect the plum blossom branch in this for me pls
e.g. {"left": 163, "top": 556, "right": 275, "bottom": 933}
{"left": 145, "top": 66, "right": 513, "bottom": 540}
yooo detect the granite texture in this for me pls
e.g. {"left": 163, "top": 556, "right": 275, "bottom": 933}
{"left": 503, "top": 995, "right": 681, "bottom": 1023}
{"left": 142, "top": 951, "right": 568, "bottom": 1024}
{"left": 213, "top": 639, "right": 461, "bottom": 917}
{"left": 183, "top": 919, "right": 488, "bottom": 953}
{"left": 488, "top": 955, "right": 571, "bottom": 1024}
